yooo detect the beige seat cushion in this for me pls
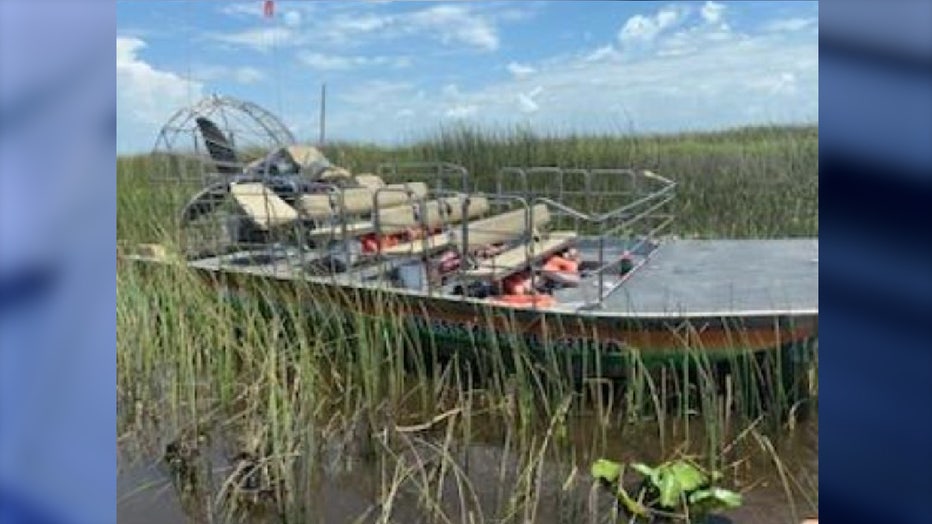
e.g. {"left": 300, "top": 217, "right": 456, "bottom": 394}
{"left": 318, "top": 167, "right": 354, "bottom": 186}
{"left": 375, "top": 204, "right": 418, "bottom": 234}
{"left": 441, "top": 196, "right": 490, "bottom": 225}
{"left": 456, "top": 203, "right": 550, "bottom": 250}
{"left": 285, "top": 145, "right": 329, "bottom": 170}
{"left": 295, "top": 182, "right": 428, "bottom": 220}
{"left": 379, "top": 230, "right": 456, "bottom": 256}
{"left": 376, "top": 196, "right": 490, "bottom": 255}
{"left": 462, "top": 231, "right": 577, "bottom": 279}
{"left": 354, "top": 174, "right": 385, "bottom": 188}
{"left": 230, "top": 182, "right": 298, "bottom": 230}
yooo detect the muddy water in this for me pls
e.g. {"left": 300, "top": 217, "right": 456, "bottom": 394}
{"left": 118, "top": 414, "right": 817, "bottom": 523}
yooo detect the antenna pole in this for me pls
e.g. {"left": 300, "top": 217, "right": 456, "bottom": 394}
{"left": 318, "top": 82, "right": 326, "bottom": 146}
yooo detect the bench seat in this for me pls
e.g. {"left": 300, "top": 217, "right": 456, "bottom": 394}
{"left": 461, "top": 231, "right": 578, "bottom": 279}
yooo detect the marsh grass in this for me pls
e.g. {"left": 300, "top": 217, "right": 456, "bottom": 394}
{"left": 117, "top": 125, "right": 817, "bottom": 522}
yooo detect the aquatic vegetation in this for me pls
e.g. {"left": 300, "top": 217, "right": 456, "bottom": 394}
{"left": 591, "top": 456, "right": 742, "bottom": 522}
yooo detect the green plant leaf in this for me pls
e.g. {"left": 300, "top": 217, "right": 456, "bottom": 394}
{"left": 656, "top": 470, "right": 683, "bottom": 508}
{"left": 591, "top": 459, "right": 622, "bottom": 484}
{"left": 631, "top": 461, "right": 662, "bottom": 490}
{"left": 630, "top": 462, "right": 656, "bottom": 478}
{"left": 688, "top": 487, "right": 743, "bottom": 510}
{"left": 666, "top": 461, "right": 709, "bottom": 493}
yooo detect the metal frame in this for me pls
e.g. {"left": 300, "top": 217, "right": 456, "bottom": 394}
{"left": 496, "top": 166, "right": 676, "bottom": 306}
{"left": 172, "top": 162, "right": 676, "bottom": 308}
{"left": 146, "top": 94, "right": 678, "bottom": 311}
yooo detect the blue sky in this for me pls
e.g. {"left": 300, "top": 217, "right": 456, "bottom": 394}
{"left": 117, "top": 1, "right": 818, "bottom": 153}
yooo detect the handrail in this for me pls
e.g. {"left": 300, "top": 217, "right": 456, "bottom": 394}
{"left": 529, "top": 183, "right": 675, "bottom": 225}
{"left": 376, "top": 161, "right": 470, "bottom": 194}
{"left": 508, "top": 167, "right": 676, "bottom": 307}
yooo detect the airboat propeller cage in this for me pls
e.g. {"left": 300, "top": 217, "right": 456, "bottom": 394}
{"left": 155, "top": 94, "right": 296, "bottom": 159}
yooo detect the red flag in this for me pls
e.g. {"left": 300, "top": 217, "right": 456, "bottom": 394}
{"left": 263, "top": 0, "right": 274, "bottom": 18}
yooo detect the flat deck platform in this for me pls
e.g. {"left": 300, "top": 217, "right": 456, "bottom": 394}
{"left": 182, "top": 238, "right": 818, "bottom": 317}
{"left": 595, "top": 239, "right": 818, "bottom": 315}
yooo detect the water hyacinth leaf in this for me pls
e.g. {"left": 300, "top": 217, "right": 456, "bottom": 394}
{"left": 630, "top": 462, "right": 655, "bottom": 478}
{"left": 666, "top": 461, "right": 709, "bottom": 493}
{"left": 591, "top": 459, "right": 622, "bottom": 484}
{"left": 631, "top": 462, "right": 661, "bottom": 487}
{"left": 688, "top": 487, "right": 744, "bottom": 509}
{"left": 657, "top": 470, "right": 683, "bottom": 508}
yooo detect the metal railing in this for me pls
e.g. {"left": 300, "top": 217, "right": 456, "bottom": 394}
{"left": 494, "top": 167, "right": 676, "bottom": 306}
{"left": 170, "top": 159, "right": 676, "bottom": 307}
{"left": 376, "top": 161, "right": 471, "bottom": 194}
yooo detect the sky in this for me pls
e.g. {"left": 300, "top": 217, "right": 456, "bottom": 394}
{"left": 116, "top": 0, "right": 818, "bottom": 153}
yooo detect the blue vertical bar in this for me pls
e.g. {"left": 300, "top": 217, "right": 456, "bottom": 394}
{"left": 819, "top": 1, "right": 932, "bottom": 523}
{"left": 0, "top": 1, "right": 116, "bottom": 523}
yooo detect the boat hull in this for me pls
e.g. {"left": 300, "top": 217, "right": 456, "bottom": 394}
{"left": 123, "top": 255, "right": 817, "bottom": 379}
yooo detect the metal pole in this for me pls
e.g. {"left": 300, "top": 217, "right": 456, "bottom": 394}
{"left": 319, "top": 82, "right": 327, "bottom": 146}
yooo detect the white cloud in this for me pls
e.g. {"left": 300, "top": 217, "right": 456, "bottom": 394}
{"left": 618, "top": 6, "right": 685, "bottom": 44}
{"left": 445, "top": 104, "right": 478, "bottom": 119}
{"left": 654, "top": 4, "right": 740, "bottom": 58}
{"left": 584, "top": 45, "right": 618, "bottom": 62}
{"left": 517, "top": 95, "right": 538, "bottom": 113}
{"left": 349, "top": 13, "right": 393, "bottom": 32}
{"left": 211, "top": 4, "right": 502, "bottom": 53}
{"left": 234, "top": 66, "right": 263, "bottom": 84}
{"left": 313, "top": 8, "right": 817, "bottom": 143}
{"left": 219, "top": 2, "right": 317, "bottom": 23}
{"left": 117, "top": 37, "right": 203, "bottom": 151}
{"left": 218, "top": 2, "right": 265, "bottom": 19}
{"left": 517, "top": 86, "right": 543, "bottom": 114}
{"left": 409, "top": 5, "right": 499, "bottom": 51}
{"left": 700, "top": 1, "right": 726, "bottom": 25}
{"left": 120, "top": 3, "right": 817, "bottom": 148}
{"left": 208, "top": 26, "right": 294, "bottom": 52}
{"left": 507, "top": 61, "right": 536, "bottom": 78}
{"left": 763, "top": 17, "right": 817, "bottom": 33}
{"left": 194, "top": 65, "right": 265, "bottom": 85}
{"left": 748, "top": 71, "right": 799, "bottom": 95}
{"left": 337, "top": 80, "right": 416, "bottom": 107}
{"left": 297, "top": 51, "right": 409, "bottom": 71}
{"left": 117, "top": 37, "right": 201, "bottom": 124}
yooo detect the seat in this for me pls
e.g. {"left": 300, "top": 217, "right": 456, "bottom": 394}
{"left": 382, "top": 201, "right": 544, "bottom": 256}
{"left": 457, "top": 204, "right": 550, "bottom": 250}
{"left": 295, "top": 182, "right": 428, "bottom": 220}
{"left": 461, "top": 231, "right": 578, "bottom": 280}
{"left": 378, "top": 196, "right": 491, "bottom": 255}
{"left": 354, "top": 174, "right": 385, "bottom": 188}
{"left": 229, "top": 182, "right": 299, "bottom": 230}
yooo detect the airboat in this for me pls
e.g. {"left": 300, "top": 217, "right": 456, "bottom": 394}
{"left": 123, "top": 95, "right": 818, "bottom": 377}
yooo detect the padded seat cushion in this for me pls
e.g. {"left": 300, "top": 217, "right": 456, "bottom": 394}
{"left": 461, "top": 231, "right": 577, "bottom": 279}
{"left": 230, "top": 182, "right": 298, "bottom": 230}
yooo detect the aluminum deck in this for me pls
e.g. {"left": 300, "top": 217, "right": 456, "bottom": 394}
{"left": 596, "top": 238, "right": 818, "bottom": 315}
{"left": 183, "top": 238, "right": 818, "bottom": 317}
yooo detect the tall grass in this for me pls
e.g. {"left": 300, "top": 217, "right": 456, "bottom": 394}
{"left": 118, "top": 125, "right": 818, "bottom": 522}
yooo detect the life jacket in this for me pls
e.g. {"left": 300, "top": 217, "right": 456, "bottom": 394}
{"left": 488, "top": 294, "right": 557, "bottom": 308}
{"left": 543, "top": 254, "right": 579, "bottom": 274}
